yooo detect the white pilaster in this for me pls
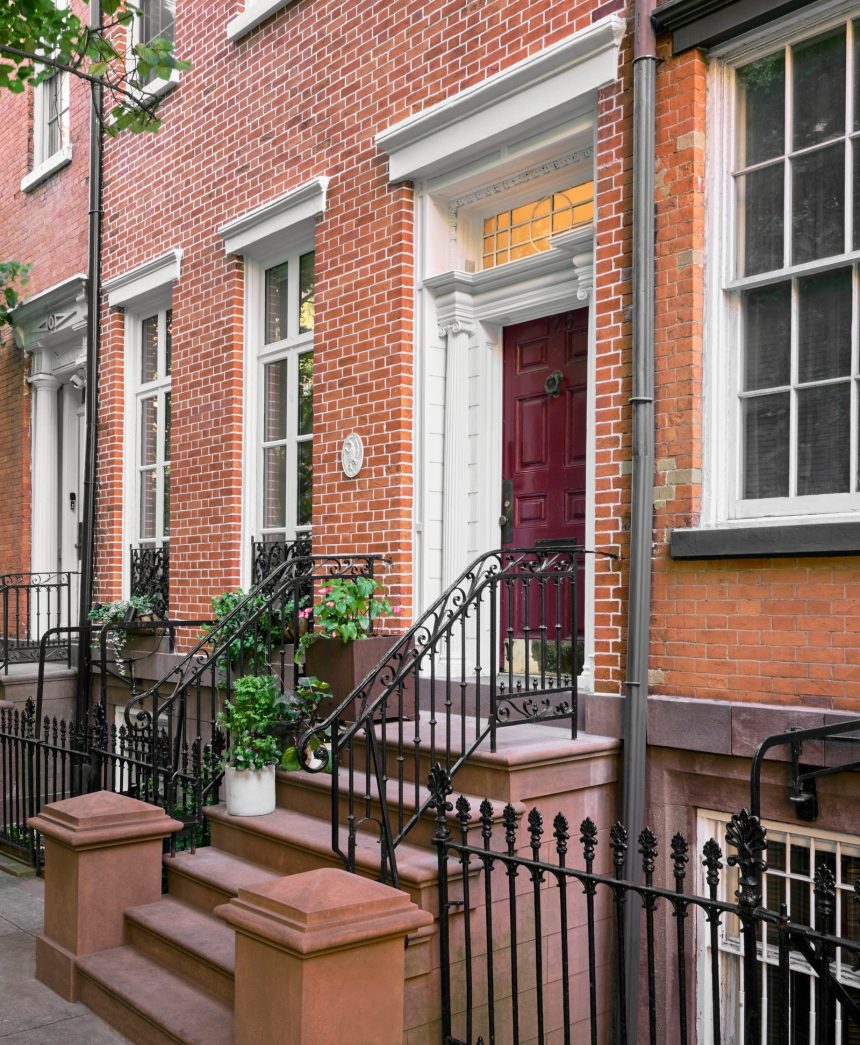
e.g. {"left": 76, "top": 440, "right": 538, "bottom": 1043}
{"left": 440, "top": 318, "right": 476, "bottom": 586}
{"left": 29, "top": 372, "right": 61, "bottom": 575}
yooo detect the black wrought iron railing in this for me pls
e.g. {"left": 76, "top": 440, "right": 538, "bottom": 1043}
{"left": 428, "top": 765, "right": 860, "bottom": 1045}
{"left": 251, "top": 535, "right": 312, "bottom": 587}
{"left": 299, "top": 544, "right": 610, "bottom": 885}
{"left": 130, "top": 545, "right": 169, "bottom": 617}
{"left": 0, "top": 572, "right": 76, "bottom": 674}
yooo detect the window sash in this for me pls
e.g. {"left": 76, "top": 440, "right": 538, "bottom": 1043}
{"left": 134, "top": 310, "right": 171, "bottom": 546}
{"left": 33, "top": 72, "right": 68, "bottom": 167}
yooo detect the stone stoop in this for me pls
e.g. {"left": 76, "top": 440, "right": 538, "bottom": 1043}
{"left": 0, "top": 663, "right": 77, "bottom": 720}
{"left": 67, "top": 716, "right": 619, "bottom": 1045}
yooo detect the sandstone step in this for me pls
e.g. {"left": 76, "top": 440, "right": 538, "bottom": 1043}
{"left": 125, "top": 896, "right": 235, "bottom": 1005}
{"left": 76, "top": 945, "right": 233, "bottom": 1045}
{"left": 164, "top": 847, "right": 281, "bottom": 914}
{"left": 203, "top": 803, "right": 450, "bottom": 912}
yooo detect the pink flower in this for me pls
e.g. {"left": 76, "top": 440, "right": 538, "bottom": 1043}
{"left": 319, "top": 586, "right": 331, "bottom": 595}
{"left": 298, "top": 608, "right": 312, "bottom": 619}
{"left": 391, "top": 606, "right": 402, "bottom": 615}
{"left": 326, "top": 600, "right": 335, "bottom": 608}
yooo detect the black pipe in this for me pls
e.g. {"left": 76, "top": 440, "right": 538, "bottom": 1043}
{"left": 74, "top": 0, "right": 103, "bottom": 726}
{"left": 622, "top": 0, "right": 657, "bottom": 1038}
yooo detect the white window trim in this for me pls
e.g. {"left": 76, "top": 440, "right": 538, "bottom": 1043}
{"left": 132, "top": 310, "right": 172, "bottom": 553}
{"left": 21, "top": 142, "right": 74, "bottom": 194}
{"left": 703, "top": 0, "right": 860, "bottom": 529}
{"left": 226, "top": 0, "right": 291, "bottom": 43}
{"left": 218, "top": 178, "right": 328, "bottom": 259}
{"left": 105, "top": 249, "right": 182, "bottom": 310}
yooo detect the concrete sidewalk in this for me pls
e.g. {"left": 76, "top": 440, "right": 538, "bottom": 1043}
{"left": 0, "top": 860, "right": 130, "bottom": 1043}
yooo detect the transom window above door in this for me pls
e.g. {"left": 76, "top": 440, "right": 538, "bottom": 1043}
{"left": 256, "top": 250, "right": 314, "bottom": 546}
{"left": 481, "top": 180, "right": 594, "bottom": 269}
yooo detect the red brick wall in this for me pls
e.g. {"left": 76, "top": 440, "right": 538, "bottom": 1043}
{"left": 96, "top": 0, "right": 637, "bottom": 689}
{"left": 0, "top": 3, "right": 91, "bottom": 576}
{"left": 649, "top": 39, "right": 860, "bottom": 708}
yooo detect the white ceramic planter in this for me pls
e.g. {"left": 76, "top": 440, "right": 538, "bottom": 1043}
{"left": 225, "top": 764, "right": 276, "bottom": 817}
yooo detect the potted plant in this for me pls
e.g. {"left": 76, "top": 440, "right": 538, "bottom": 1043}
{"left": 88, "top": 594, "right": 163, "bottom": 677}
{"left": 217, "top": 674, "right": 282, "bottom": 816}
{"left": 205, "top": 589, "right": 285, "bottom": 679}
{"left": 295, "top": 577, "right": 413, "bottom": 721}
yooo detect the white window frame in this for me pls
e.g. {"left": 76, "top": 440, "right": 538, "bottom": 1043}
{"left": 226, "top": 0, "right": 292, "bottom": 43}
{"left": 130, "top": 307, "right": 172, "bottom": 554}
{"left": 21, "top": 0, "right": 73, "bottom": 193}
{"left": 127, "top": 0, "right": 178, "bottom": 102}
{"left": 696, "top": 809, "right": 860, "bottom": 1043}
{"left": 705, "top": 0, "right": 860, "bottom": 527}
{"left": 245, "top": 244, "right": 315, "bottom": 554}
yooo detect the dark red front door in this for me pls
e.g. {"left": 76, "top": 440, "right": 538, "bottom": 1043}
{"left": 502, "top": 309, "right": 588, "bottom": 549}
{"left": 501, "top": 310, "right": 588, "bottom": 652}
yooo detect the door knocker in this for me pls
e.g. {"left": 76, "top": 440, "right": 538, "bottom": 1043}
{"left": 544, "top": 369, "right": 564, "bottom": 398}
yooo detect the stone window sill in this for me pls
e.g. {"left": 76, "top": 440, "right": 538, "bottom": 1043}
{"left": 20, "top": 144, "right": 73, "bottom": 193}
{"left": 670, "top": 521, "right": 860, "bottom": 559}
{"left": 227, "top": 0, "right": 292, "bottom": 42}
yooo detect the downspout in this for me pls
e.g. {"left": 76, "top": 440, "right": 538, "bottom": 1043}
{"left": 74, "top": 0, "right": 103, "bottom": 725}
{"left": 622, "top": 0, "right": 657, "bottom": 1038}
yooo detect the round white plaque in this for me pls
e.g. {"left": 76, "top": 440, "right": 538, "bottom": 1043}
{"left": 341, "top": 432, "right": 364, "bottom": 478}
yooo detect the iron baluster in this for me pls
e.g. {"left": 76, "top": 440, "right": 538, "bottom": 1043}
{"left": 528, "top": 808, "right": 546, "bottom": 1044}
{"left": 481, "top": 799, "right": 497, "bottom": 1045}
{"left": 429, "top": 765, "right": 454, "bottom": 1045}
{"left": 814, "top": 864, "right": 836, "bottom": 1044}
{"left": 671, "top": 832, "right": 690, "bottom": 1045}
{"left": 610, "top": 822, "right": 629, "bottom": 1045}
{"left": 457, "top": 795, "right": 474, "bottom": 1045}
{"left": 702, "top": 837, "right": 724, "bottom": 1045}
{"left": 554, "top": 814, "right": 571, "bottom": 1045}
{"left": 504, "top": 801, "right": 521, "bottom": 1045}
{"left": 640, "top": 827, "right": 659, "bottom": 1045}
{"left": 726, "top": 809, "right": 767, "bottom": 1045}
{"left": 580, "top": 816, "right": 599, "bottom": 1045}
{"left": 776, "top": 903, "right": 790, "bottom": 1043}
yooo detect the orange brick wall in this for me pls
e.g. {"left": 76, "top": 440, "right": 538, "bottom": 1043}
{"left": 0, "top": 2, "right": 91, "bottom": 576}
{"left": 649, "top": 38, "right": 860, "bottom": 709}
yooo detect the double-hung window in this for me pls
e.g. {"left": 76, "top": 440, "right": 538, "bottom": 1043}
{"left": 22, "top": 0, "right": 71, "bottom": 191}
{"left": 129, "top": 0, "right": 177, "bottom": 93}
{"left": 256, "top": 250, "right": 314, "bottom": 546}
{"left": 714, "top": 12, "right": 860, "bottom": 521}
{"left": 135, "top": 310, "right": 172, "bottom": 552}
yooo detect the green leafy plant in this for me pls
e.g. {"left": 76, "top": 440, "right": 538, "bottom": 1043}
{"left": 89, "top": 594, "right": 160, "bottom": 675}
{"left": 216, "top": 674, "right": 282, "bottom": 772}
{"left": 0, "top": 261, "right": 30, "bottom": 329}
{"left": 296, "top": 577, "right": 395, "bottom": 662}
{"left": 205, "top": 589, "right": 285, "bottom": 679}
{"left": 276, "top": 676, "right": 332, "bottom": 773}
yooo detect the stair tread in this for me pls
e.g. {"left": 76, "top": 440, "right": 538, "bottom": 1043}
{"left": 126, "top": 895, "right": 235, "bottom": 974}
{"left": 204, "top": 803, "right": 441, "bottom": 884}
{"left": 77, "top": 945, "right": 233, "bottom": 1045}
{"left": 165, "top": 846, "right": 281, "bottom": 895}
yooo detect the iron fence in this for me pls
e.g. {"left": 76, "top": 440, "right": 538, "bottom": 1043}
{"left": 428, "top": 765, "right": 860, "bottom": 1045}
{"left": 251, "top": 535, "right": 312, "bottom": 587}
{"left": 0, "top": 572, "right": 76, "bottom": 674}
{"left": 130, "top": 545, "right": 170, "bottom": 617}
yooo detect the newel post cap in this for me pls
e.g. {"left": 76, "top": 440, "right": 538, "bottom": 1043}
{"left": 217, "top": 867, "right": 433, "bottom": 956}
{"left": 29, "top": 790, "right": 183, "bottom": 850}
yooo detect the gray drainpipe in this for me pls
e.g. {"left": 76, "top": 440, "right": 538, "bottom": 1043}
{"left": 74, "top": 0, "right": 103, "bottom": 725}
{"left": 622, "top": 0, "right": 657, "bottom": 1038}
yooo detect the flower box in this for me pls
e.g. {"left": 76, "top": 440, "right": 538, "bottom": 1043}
{"left": 306, "top": 635, "right": 416, "bottom": 723}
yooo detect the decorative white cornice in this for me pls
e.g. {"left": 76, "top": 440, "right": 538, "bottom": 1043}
{"left": 551, "top": 226, "right": 595, "bottom": 300}
{"left": 219, "top": 178, "right": 329, "bottom": 258}
{"left": 376, "top": 15, "right": 624, "bottom": 182}
{"left": 12, "top": 274, "right": 88, "bottom": 354}
{"left": 226, "top": 0, "right": 292, "bottom": 43}
{"left": 104, "top": 249, "right": 182, "bottom": 309}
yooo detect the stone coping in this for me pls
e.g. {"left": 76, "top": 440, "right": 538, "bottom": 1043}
{"left": 29, "top": 791, "right": 183, "bottom": 850}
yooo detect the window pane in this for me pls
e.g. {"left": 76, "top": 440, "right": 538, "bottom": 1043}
{"left": 164, "top": 392, "right": 171, "bottom": 461}
{"left": 297, "top": 441, "right": 312, "bottom": 527}
{"left": 854, "top": 21, "right": 860, "bottom": 131}
{"left": 265, "top": 262, "right": 289, "bottom": 344}
{"left": 743, "top": 393, "right": 790, "bottom": 498}
{"left": 792, "top": 142, "right": 845, "bottom": 264}
{"left": 163, "top": 464, "right": 170, "bottom": 537}
{"left": 263, "top": 360, "right": 288, "bottom": 441}
{"left": 737, "top": 52, "right": 785, "bottom": 167}
{"left": 140, "top": 470, "right": 157, "bottom": 539}
{"left": 854, "top": 139, "right": 860, "bottom": 250}
{"left": 792, "top": 27, "right": 846, "bottom": 151}
{"left": 142, "top": 0, "right": 175, "bottom": 46}
{"left": 298, "top": 352, "right": 313, "bottom": 436}
{"left": 45, "top": 75, "right": 62, "bottom": 157}
{"left": 798, "top": 268, "right": 852, "bottom": 382}
{"left": 743, "top": 283, "right": 791, "bottom": 390}
{"left": 263, "top": 446, "right": 286, "bottom": 528}
{"left": 299, "top": 251, "right": 315, "bottom": 334}
{"left": 165, "top": 309, "right": 172, "bottom": 375}
{"left": 791, "top": 843, "right": 811, "bottom": 876}
{"left": 141, "top": 316, "right": 159, "bottom": 382}
{"left": 798, "top": 383, "right": 850, "bottom": 494}
{"left": 140, "top": 397, "right": 158, "bottom": 466}
{"left": 738, "top": 164, "right": 784, "bottom": 276}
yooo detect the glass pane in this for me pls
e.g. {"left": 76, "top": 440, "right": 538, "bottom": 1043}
{"left": 164, "top": 392, "right": 171, "bottom": 461}
{"left": 140, "top": 397, "right": 158, "bottom": 466}
{"left": 854, "top": 140, "right": 860, "bottom": 250}
{"left": 142, "top": 0, "right": 175, "bottom": 46}
{"left": 743, "top": 283, "right": 791, "bottom": 390}
{"left": 841, "top": 852, "right": 860, "bottom": 887}
{"left": 738, "top": 164, "right": 784, "bottom": 276}
{"left": 263, "top": 360, "right": 288, "bottom": 441}
{"left": 798, "top": 268, "right": 852, "bottom": 382}
{"left": 163, "top": 464, "right": 170, "bottom": 536}
{"left": 855, "top": 21, "right": 860, "bottom": 132}
{"left": 769, "top": 839, "right": 787, "bottom": 871}
{"left": 792, "top": 142, "right": 845, "bottom": 264}
{"left": 298, "top": 352, "right": 313, "bottom": 436}
{"left": 265, "top": 262, "right": 289, "bottom": 344}
{"left": 165, "top": 309, "right": 172, "bottom": 375}
{"left": 139, "top": 470, "right": 157, "bottom": 539}
{"left": 790, "top": 970, "right": 811, "bottom": 1043}
{"left": 792, "top": 27, "right": 846, "bottom": 151}
{"left": 791, "top": 843, "right": 811, "bottom": 876}
{"left": 141, "top": 315, "right": 159, "bottom": 383}
{"left": 797, "top": 383, "right": 850, "bottom": 495}
{"left": 737, "top": 52, "right": 785, "bottom": 167}
{"left": 263, "top": 446, "right": 286, "bottom": 528}
{"left": 791, "top": 877, "right": 811, "bottom": 925}
{"left": 743, "top": 393, "right": 790, "bottom": 498}
{"left": 299, "top": 251, "right": 315, "bottom": 334}
{"left": 297, "top": 441, "right": 312, "bottom": 527}
{"left": 45, "top": 75, "right": 62, "bottom": 157}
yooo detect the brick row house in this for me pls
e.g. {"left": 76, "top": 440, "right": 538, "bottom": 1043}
{"left": 3, "top": 0, "right": 860, "bottom": 1040}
